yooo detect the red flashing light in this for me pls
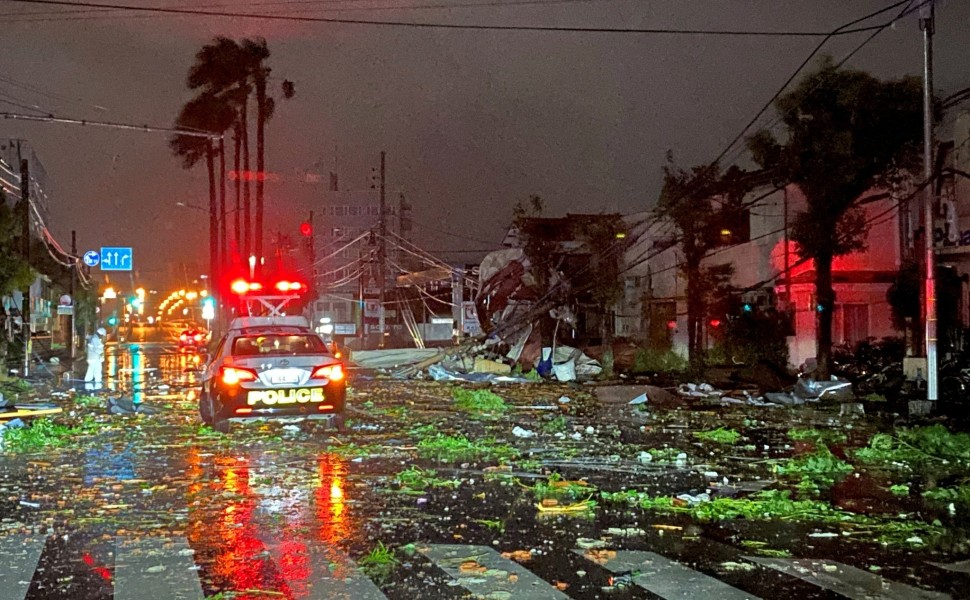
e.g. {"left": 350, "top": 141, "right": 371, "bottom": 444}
{"left": 300, "top": 222, "right": 313, "bottom": 237}
{"left": 221, "top": 366, "right": 258, "bottom": 385}
{"left": 311, "top": 364, "right": 344, "bottom": 382}
{"left": 230, "top": 279, "right": 250, "bottom": 294}
{"left": 274, "top": 280, "right": 303, "bottom": 293}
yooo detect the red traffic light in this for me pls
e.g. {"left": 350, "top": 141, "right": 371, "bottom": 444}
{"left": 300, "top": 222, "right": 313, "bottom": 237}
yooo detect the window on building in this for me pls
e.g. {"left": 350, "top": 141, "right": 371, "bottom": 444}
{"left": 839, "top": 304, "right": 869, "bottom": 347}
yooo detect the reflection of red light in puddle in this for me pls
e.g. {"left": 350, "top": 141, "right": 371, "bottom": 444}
{"left": 315, "top": 454, "right": 350, "bottom": 548}
{"left": 186, "top": 452, "right": 355, "bottom": 595}
{"left": 276, "top": 538, "right": 311, "bottom": 596}
{"left": 82, "top": 553, "right": 112, "bottom": 582}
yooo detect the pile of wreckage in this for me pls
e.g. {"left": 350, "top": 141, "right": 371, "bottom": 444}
{"left": 350, "top": 345, "right": 603, "bottom": 383}
{"left": 359, "top": 246, "right": 862, "bottom": 406}
{"left": 666, "top": 377, "right": 855, "bottom": 407}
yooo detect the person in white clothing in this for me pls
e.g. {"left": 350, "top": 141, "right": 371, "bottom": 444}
{"left": 84, "top": 327, "right": 107, "bottom": 390}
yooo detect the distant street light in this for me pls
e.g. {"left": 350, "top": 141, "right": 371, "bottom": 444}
{"left": 175, "top": 201, "right": 205, "bottom": 212}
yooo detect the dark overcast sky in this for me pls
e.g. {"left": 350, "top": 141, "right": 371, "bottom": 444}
{"left": 1, "top": 0, "right": 968, "bottom": 287}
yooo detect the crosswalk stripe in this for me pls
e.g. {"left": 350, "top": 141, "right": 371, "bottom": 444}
{"left": 259, "top": 535, "right": 388, "bottom": 599}
{"left": 575, "top": 549, "right": 762, "bottom": 600}
{"left": 421, "top": 544, "right": 570, "bottom": 599}
{"left": 745, "top": 557, "right": 952, "bottom": 600}
{"left": 113, "top": 536, "right": 204, "bottom": 600}
{"left": 0, "top": 535, "right": 46, "bottom": 600}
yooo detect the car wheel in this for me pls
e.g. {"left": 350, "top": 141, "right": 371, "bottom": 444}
{"left": 199, "top": 393, "right": 215, "bottom": 425}
{"left": 331, "top": 413, "right": 347, "bottom": 432}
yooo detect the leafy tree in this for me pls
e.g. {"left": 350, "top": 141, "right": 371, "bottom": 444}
{"left": 887, "top": 260, "right": 920, "bottom": 351}
{"left": 0, "top": 190, "right": 33, "bottom": 363}
{"left": 655, "top": 158, "right": 752, "bottom": 371}
{"left": 748, "top": 57, "right": 923, "bottom": 378}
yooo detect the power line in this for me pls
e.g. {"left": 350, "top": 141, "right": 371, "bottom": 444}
{"left": 0, "top": 0, "right": 612, "bottom": 20}
{"left": 0, "top": 111, "right": 223, "bottom": 138}
{"left": 1, "top": 0, "right": 896, "bottom": 35}
{"left": 710, "top": 0, "right": 920, "bottom": 169}
{"left": 0, "top": 72, "right": 108, "bottom": 112}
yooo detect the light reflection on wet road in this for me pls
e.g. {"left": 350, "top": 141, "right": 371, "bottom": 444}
{"left": 75, "top": 325, "right": 204, "bottom": 402}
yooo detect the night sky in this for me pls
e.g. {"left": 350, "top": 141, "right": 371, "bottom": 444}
{"left": 1, "top": 0, "right": 968, "bottom": 289}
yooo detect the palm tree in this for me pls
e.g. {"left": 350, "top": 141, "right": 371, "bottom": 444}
{"left": 178, "top": 36, "right": 291, "bottom": 276}
{"left": 169, "top": 92, "right": 233, "bottom": 283}
{"left": 185, "top": 37, "right": 252, "bottom": 262}
{"left": 242, "top": 38, "right": 272, "bottom": 270}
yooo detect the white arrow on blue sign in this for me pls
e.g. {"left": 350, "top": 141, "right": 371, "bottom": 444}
{"left": 82, "top": 250, "right": 100, "bottom": 267}
{"left": 100, "top": 247, "right": 133, "bottom": 272}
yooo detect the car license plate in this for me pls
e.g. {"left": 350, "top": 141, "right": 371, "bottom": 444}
{"left": 269, "top": 372, "right": 300, "bottom": 384}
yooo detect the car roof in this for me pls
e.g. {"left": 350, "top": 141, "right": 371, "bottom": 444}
{"left": 231, "top": 326, "right": 314, "bottom": 337}
{"left": 229, "top": 315, "right": 310, "bottom": 331}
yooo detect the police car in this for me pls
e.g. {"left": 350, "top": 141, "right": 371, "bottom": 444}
{"left": 199, "top": 280, "right": 346, "bottom": 432}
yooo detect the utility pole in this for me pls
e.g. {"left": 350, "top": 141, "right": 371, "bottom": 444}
{"left": 378, "top": 151, "right": 386, "bottom": 348}
{"left": 20, "top": 156, "right": 30, "bottom": 377}
{"left": 307, "top": 210, "right": 315, "bottom": 269}
{"left": 70, "top": 230, "right": 77, "bottom": 361}
{"left": 921, "top": 1, "right": 938, "bottom": 402}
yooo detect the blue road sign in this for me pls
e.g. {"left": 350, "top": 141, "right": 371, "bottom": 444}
{"left": 82, "top": 250, "right": 100, "bottom": 267}
{"left": 100, "top": 247, "right": 133, "bottom": 271}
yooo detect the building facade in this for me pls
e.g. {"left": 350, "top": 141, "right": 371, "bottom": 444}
{"left": 623, "top": 182, "right": 906, "bottom": 368}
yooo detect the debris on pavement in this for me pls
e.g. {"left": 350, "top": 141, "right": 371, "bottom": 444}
{"left": 511, "top": 426, "right": 536, "bottom": 438}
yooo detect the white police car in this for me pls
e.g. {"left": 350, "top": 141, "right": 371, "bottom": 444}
{"left": 199, "top": 314, "right": 346, "bottom": 433}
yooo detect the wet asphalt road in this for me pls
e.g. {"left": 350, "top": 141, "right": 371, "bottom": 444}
{"left": 1, "top": 328, "right": 969, "bottom": 599}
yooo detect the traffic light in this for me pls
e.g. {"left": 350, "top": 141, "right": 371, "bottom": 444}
{"left": 742, "top": 303, "right": 753, "bottom": 313}
{"left": 202, "top": 297, "right": 215, "bottom": 320}
{"left": 300, "top": 221, "right": 313, "bottom": 237}
{"left": 107, "top": 316, "right": 118, "bottom": 327}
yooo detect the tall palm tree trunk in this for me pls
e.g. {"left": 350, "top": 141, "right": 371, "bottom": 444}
{"left": 218, "top": 136, "right": 226, "bottom": 277}
{"left": 206, "top": 141, "right": 218, "bottom": 289}
{"left": 241, "top": 95, "right": 251, "bottom": 261}
{"left": 255, "top": 71, "right": 267, "bottom": 270}
{"left": 233, "top": 123, "right": 242, "bottom": 263}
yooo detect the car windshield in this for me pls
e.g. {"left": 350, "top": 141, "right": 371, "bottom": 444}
{"left": 232, "top": 334, "right": 327, "bottom": 357}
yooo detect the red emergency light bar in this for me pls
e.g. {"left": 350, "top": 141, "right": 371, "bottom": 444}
{"left": 230, "top": 278, "right": 304, "bottom": 295}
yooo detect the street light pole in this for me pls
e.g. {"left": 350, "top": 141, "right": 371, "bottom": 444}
{"left": 378, "top": 151, "right": 386, "bottom": 348}
{"left": 921, "top": 1, "right": 938, "bottom": 402}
